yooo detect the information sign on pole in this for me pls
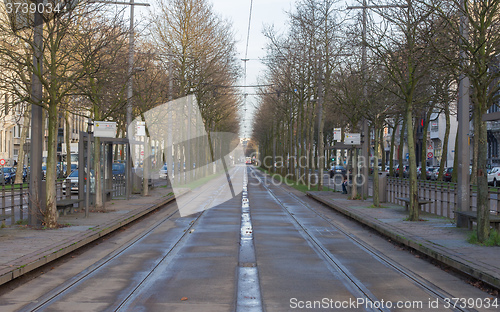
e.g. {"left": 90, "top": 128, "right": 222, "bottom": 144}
{"left": 94, "top": 121, "right": 117, "bottom": 138}
{"left": 344, "top": 133, "right": 361, "bottom": 145}
{"left": 136, "top": 121, "right": 146, "bottom": 136}
{"left": 333, "top": 128, "right": 342, "bottom": 141}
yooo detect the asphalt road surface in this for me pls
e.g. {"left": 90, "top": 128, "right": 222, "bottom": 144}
{"left": 0, "top": 165, "right": 496, "bottom": 311}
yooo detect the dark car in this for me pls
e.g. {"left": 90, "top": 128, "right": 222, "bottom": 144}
{"left": 1, "top": 167, "right": 16, "bottom": 184}
{"left": 329, "top": 165, "right": 347, "bottom": 178}
{"left": 443, "top": 167, "right": 453, "bottom": 182}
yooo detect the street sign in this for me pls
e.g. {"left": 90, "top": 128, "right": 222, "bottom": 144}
{"left": 136, "top": 121, "right": 146, "bottom": 136}
{"left": 344, "top": 133, "right": 361, "bottom": 145}
{"left": 94, "top": 121, "right": 117, "bottom": 138}
{"left": 405, "top": 153, "right": 409, "bottom": 159}
{"left": 333, "top": 128, "right": 342, "bottom": 141}
{"left": 427, "top": 152, "right": 433, "bottom": 159}
{"left": 0, "top": 159, "right": 5, "bottom": 166}
{"left": 141, "top": 151, "right": 145, "bottom": 156}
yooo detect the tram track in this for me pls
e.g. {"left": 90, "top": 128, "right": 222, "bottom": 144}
{"left": 22, "top": 167, "right": 242, "bottom": 312}
{"left": 250, "top": 167, "right": 476, "bottom": 312}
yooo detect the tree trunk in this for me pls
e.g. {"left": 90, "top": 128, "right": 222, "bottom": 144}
{"left": 373, "top": 124, "right": 380, "bottom": 207}
{"left": 438, "top": 103, "right": 451, "bottom": 181}
{"left": 65, "top": 111, "right": 71, "bottom": 178}
{"left": 380, "top": 125, "right": 386, "bottom": 171}
{"left": 420, "top": 109, "right": 432, "bottom": 180}
{"left": 471, "top": 111, "right": 479, "bottom": 185}
{"left": 476, "top": 112, "right": 490, "bottom": 242}
{"left": 398, "top": 116, "right": 406, "bottom": 177}
{"left": 14, "top": 106, "right": 31, "bottom": 184}
{"left": 351, "top": 148, "right": 358, "bottom": 199}
{"left": 452, "top": 127, "right": 459, "bottom": 183}
{"left": 406, "top": 107, "right": 419, "bottom": 221}
{"left": 45, "top": 104, "right": 58, "bottom": 228}
{"left": 389, "top": 120, "right": 398, "bottom": 177}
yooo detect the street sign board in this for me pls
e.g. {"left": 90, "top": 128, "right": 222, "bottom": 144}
{"left": 344, "top": 133, "right": 360, "bottom": 145}
{"left": 333, "top": 128, "right": 342, "bottom": 141}
{"left": 94, "top": 121, "right": 117, "bottom": 138}
{"left": 136, "top": 121, "right": 146, "bottom": 136}
{"left": 427, "top": 152, "right": 433, "bottom": 159}
{"left": 0, "top": 159, "right": 5, "bottom": 166}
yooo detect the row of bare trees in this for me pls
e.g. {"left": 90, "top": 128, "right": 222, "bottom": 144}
{"left": 253, "top": 0, "right": 500, "bottom": 242}
{"left": 0, "top": 0, "right": 240, "bottom": 228}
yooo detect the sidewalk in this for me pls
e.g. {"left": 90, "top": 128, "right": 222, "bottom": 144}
{"left": 307, "top": 191, "right": 500, "bottom": 290}
{"left": 0, "top": 187, "right": 184, "bottom": 286}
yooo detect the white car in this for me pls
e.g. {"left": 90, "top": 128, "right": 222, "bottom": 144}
{"left": 488, "top": 167, "right": 500, "bottom": 186}
{"left": 159, "top": 164, "right": 168, "bottom": 179}
{"left": 429, "top": 168, "right": 440, "bottom": 181}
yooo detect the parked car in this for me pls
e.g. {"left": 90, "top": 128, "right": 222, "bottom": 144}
{"left": 430, "top": 167, "right": 440, "bottom": 181}
{"left": 488, "top": 167, "right": 500, "bottom": 186}
{"left": 62, "top": 169, "right": 95, "bottom": 194}
{"left": 393, "top": 165, "right": 408, "bottom": 177}
{"left": 1, "top": 167, "right": 16, "bottom": 184}
{"left": 329, "top": 165, "right": 347, "bottom": 178}
{"left": 59, "top": 163, "right": 77, "bottom": 177}
{"left": 11, "top": 167, "right": 28, "bottom": 183}
{"left": 425, "top": 166, "right": 437, "bottom": 180}
{"left": 401, "top": 165, "right": 410, "bottom": 178}
{"left": 159, "top": 164, "right": 168, "bottom": 179}
{"left": 443, "top": 167, "right": 453, "bottom": 182}
{"left": 42, "top": 165, "right": 61, "bottom": 180}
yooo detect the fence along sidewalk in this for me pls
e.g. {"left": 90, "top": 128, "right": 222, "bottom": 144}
{"left": 386, "top": 177, "right": 500, "bottom": 219}
{"left": 0, "top": 181, "right": 72, "bottom": 227}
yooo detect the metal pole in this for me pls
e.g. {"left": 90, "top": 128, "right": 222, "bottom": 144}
{"left": 347, "top": 1, "right": 406, "bottom": 200}
{"left": 126, "top": 1, "right": 135, "bottom": 198}
{"left": 167, "top": 55, "right": 173, "bottom": 183}
{"left": 457, "top": 0, "right": 471, "bottom": 220}
{"left": 29, "top": 8, "right": 43, "bottom": 227}
{"left": 361, "top": 0, "right": 369, "bottom": 199}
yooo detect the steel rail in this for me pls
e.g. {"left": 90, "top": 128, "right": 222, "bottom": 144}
{"left": 250, "top": 167, "right": 475, "bottom": 312}
{"left": 25, "top": 167, "right": 242, "bottom": 312}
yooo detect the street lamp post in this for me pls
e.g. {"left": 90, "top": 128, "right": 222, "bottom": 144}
{"left": 457, "top": 0, "right": 471, "bottom": 220}
{"left": 90, "top": 1, "right": 150, "bottom": 198}
{"left": 347, "top": 1, "right": 408, "bottom": 200}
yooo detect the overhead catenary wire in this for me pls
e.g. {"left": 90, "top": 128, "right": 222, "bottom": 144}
{"left": 242, "top": 0, "right": 254, "bottom": 139}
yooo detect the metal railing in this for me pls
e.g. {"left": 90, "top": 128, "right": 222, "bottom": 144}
{"left": 386, "top": 177, "right": 500, "bottom": 218}
{"left": 0, "top": 180, "right": 72, "bottom": 226}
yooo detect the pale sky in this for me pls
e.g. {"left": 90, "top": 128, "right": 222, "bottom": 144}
{"left": 211, "top": 0, "right": 293, "bottom": 138}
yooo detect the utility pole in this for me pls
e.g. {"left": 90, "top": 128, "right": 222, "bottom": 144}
{"left": 348, "top": 1, "right": 407, "bottom": 200}
{"left": 317, "top": 57, "right": 325, "bottom": 191}
{"left": 457, "top": 0, "right": 471, "bottom": 221}
{"left": 91, "top": 1, "right": 150, "bottom": 197}
{"left": 29, "top": 7, "right": 44, "bottom": 227}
